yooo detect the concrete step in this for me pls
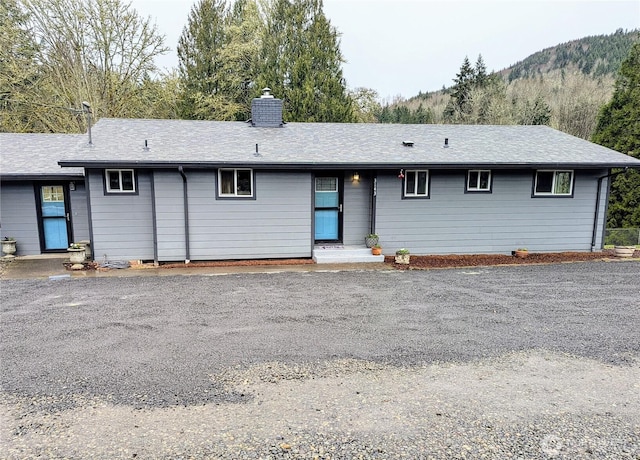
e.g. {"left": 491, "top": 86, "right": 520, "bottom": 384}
{"left": 312, "top": 246, "right": 385, "bottom": 264}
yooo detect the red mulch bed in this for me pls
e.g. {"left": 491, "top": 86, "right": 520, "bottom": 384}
{"left": 77, "top": 251, "right": 638, "bottom": 272}
{"left": 384, "top": 249, "right": 638, "bottom": 270}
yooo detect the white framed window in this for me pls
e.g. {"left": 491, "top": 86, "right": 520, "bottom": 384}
{"left": 466, "top": 170, "right": 492, "bottom": 192}
{"left": 218, "top": 168, "right": 254, "bottom": 197}
{"left": 42, "top": 185, "right": 65, "bottom": 202}
{"left": 315, "top": 177, "right": 337, "bottom": 192}
{"left": 534, "top": 170, "right": 574, "bottom": 196}
{"left": 105, "top": 169, "right": 136, "bottom": 193}
{"left": 404, "top": 170, "right": 429, "bottom": 198}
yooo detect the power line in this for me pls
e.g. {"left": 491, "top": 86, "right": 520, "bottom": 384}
{"left": 0, "top": 98, "right": 87, "bottom": 113}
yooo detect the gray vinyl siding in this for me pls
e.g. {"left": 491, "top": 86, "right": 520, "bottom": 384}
{"left": 153, "top": 170, "right": 186, "bottom": 261}
{"left": 342, "top": 172, "right": 372, "bottom": 245}
{"left": 70, "top": 183, "right": 90, "bottom": 244}
{"left": 154, "top": 170, "right": 312, "bottom": 262}
{"left": 87, "top": 169, "right": 155, "bottom": 261}
{"left": 375, "top": 169, "right": 608, "bottom": 255}
{"left": 0, "top": 183, "right": 39, "bottom": 255}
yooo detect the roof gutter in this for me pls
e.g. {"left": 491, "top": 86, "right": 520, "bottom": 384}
{"left": 591, "top": 168, "right": 628, "bottom": 251}
{"left": 58, "top": 161, "right": 640, "bottom": 170}
{"left": 1, "top": 174, "right": 84, "bottom": 181}
{"left": 178, "top": 166, "right": 190, "bottom": 264}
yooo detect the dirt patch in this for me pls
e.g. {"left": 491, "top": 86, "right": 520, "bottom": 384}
{"left": 3, "top": 351, "right": 638, "bottom": 458}
{"left": 384, "top": 249, "right": 639, "bottom": 269}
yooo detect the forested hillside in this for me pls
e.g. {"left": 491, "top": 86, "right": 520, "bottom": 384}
{"left": 505, "top": 28, "right": 636, "bottom": 80}
{"left": 382, "top": 29, "right": 638, "bottom": 141}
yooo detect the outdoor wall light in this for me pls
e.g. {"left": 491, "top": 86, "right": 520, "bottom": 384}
{"left": 352, "top": 172, "right": 360, "bottom": 182}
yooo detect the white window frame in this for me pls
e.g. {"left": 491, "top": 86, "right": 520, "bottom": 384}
{"left": 315, "top": 177, "right": 338, "bottom": 193}
{"left": 403, "top": 170, "right": 429, "bottom": 198}
{"left": 466, "top": 170, "right": 492, "bottom": 192}
{"left": 105, "top": 169, "right": 136, "bottom": 193}
{"left": 218, "top": 168, "right": 254, "bottom": 198}
{"left": 533, "top": 170, "right": 574, "bottom": 197}
{"left": 42, "top": 185, "right": 65, "bottom": 202}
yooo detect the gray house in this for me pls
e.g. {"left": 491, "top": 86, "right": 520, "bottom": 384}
{"left": 2, "top": 95, "right": 640, "bottom": 262}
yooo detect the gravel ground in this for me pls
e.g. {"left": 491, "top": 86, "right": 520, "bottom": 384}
{"left": 1, "top": 260, "right": 639, "bottom": 458}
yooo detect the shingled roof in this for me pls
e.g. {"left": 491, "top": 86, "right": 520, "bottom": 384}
{"left": 56, "top": 118, "right": 640, "bottom": 170}
{"left": 1, "top": 133, "right": 84, "bottom": 178}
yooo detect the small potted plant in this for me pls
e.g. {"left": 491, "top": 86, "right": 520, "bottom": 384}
{"left": 514, "top": 248, "right": 529, "bottom": 258}
{"left": 395, "top": 248, "right": 410, "bottom": 264}
{"left": 371, "top": 244, "right": 383, "bottom": 255}
{"left": 2, "top": 237, "right": 17, "bottom": 258}
{"left": 613, "top": 246, "right": 636, "bottom": 258}
{"left": 365, "top": 233, "right": 379, "bottom": 248}
{"left": 68, "top": 243, "right": 86, "bottom": 264}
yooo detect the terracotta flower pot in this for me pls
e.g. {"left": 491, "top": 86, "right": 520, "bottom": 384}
{"left": 515, "top": 250, "right": 529, "bottom": 259}
{"left": 371, "top": 247, "right": 382, "bottom": 255}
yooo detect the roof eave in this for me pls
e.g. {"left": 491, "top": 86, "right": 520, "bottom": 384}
{"left": 1, "top": 173, "right": 85, "bottom": 181}
{"left": 58, "top": 160, "right": 640, "bottom": 170}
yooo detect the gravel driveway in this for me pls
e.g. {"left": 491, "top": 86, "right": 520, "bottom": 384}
{"left": 1, "top": 261, "right": 639, "bottom": 458}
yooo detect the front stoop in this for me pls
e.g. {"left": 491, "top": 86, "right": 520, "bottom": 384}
{"left": 312, "top": 245, "right": 385, "bottom": 264}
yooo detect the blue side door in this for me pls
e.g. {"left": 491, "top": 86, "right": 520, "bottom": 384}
{"left": 38, "top": 185, "right": 70, "bottom": 251}
{"left": 314, "top": 176, "right": 342, "bottom": 242}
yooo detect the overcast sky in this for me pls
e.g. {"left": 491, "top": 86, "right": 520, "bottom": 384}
{"left": 129, "top": 0, "right": 640, "bottom": 101}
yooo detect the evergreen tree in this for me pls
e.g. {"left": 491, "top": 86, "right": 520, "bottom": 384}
{"left": 443, "top": 56, "right": 475, "bottom": 122}
{"left": 258, "top": 0, "right": 353, "bottom": 122}
{"left": 474, "top": 54, "right": 488, "bottom": 87}
{"left": 377, "top": 104, "right": 392, "bottom": 123}
{"left": 592, "top": 43, "right": 640, "bottom": 228}
{"left": 219, "top": 0, "right": 263, "bottom": 120}
{"left": 177, "top": 0, "right": 229, "bottom": 119}
{"left": 518, "top": 96, "right": 551, "bottom": 125}
{"left": 413, "top": 103, "right": 432, "bottom": 124}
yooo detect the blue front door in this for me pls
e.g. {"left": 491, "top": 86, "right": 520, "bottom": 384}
{"left": 39, "top": 185, "right": 70, "bottom": 250}
{"left": 314, "top": 176, "right": 342, "bottom": 242}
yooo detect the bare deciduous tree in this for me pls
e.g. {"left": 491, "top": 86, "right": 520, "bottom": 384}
{"left": 12, "top": 0, "right": 169, "bottom": 132}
